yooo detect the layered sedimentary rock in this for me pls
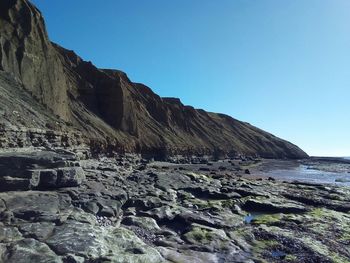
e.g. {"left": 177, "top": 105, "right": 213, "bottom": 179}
{"left": 0, "top": 151, "right": 349, "bottom": 262}
{"left": 0, "top": 0, "right": 70, "bottom": 120}
{"left": 0, "top": 0, "right": 308, "bottom": 159}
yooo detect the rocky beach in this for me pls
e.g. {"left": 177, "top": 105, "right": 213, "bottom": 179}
{"left": 0, "top": 148, "right": 349, "bottom": 262}
{"left": 0, "top": 0, "right": 349, "bottom": 262}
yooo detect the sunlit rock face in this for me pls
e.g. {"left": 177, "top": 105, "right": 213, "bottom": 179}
{"left": 0, "top": 0, "right": 308, "bottom": 159}
{"left": 0, "top": 0, "right": 70, "bottom": 120}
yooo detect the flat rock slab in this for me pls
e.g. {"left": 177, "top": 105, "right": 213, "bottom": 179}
{"left": 0, "top": 191, "right": 72, "bottom": 222}
{"left": 0, "top": 238, "right": 62, "bottom": 263}
{"left": 0, "top": 151, "right": 85, "bottom": 191}
{"left": 0, "top": 151, "right": 77, "bottom": 169}
{"left": 46, "top": 221, "right": 164, "bottom": 262}
{"left": 242, "top": 198, "right": 309, "bottom": 213}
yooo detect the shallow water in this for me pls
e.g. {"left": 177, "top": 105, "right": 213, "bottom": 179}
{"left": 258, "top": 165, "right": 350, "bottom": 186}
{"left": 244, "top": 213, "right": 260, "bottom": 224}
{"left": 244, "top": 211, "right": 275, "bottom": 224}
{"left": 271, "top": 250, "right": 287, "bottom": 259}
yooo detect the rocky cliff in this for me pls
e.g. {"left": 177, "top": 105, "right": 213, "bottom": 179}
{"left": 0, "top": 0, "right": 308, "bottom": 159}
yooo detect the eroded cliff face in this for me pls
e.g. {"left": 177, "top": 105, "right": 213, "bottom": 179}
{"left": 0, "top": 0, "right": 70, "bottom": 120}
{"left": 0, "top": 0, "right": 308, "bottom": 159}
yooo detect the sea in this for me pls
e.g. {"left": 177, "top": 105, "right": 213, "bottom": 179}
{"left": 257, "top": 158, "right": 350, "bottom": 186}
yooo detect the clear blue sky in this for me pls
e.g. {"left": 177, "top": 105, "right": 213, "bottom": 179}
{"left": 31, "top": 0, "right": 350, "bottom": 157}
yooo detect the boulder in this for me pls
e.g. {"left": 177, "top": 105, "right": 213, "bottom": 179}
{"left": 56, "top": 167, "right": 85, "bottom": 188}
{"left": 38, "top": 169, "right": 58, "bottom": 188}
